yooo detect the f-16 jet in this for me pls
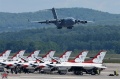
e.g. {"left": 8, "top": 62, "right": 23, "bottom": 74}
{"left": 47, "top": 50, "right": 107, "bottom": 75}
{"left": 30, "top": 8, "right": 92, "bottom": 29}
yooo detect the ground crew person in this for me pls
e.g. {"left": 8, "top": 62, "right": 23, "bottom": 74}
{"left": 114, "top": 70, "right": 119, "bottom": 76}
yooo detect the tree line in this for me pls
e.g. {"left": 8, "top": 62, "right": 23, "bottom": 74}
{"left": 0, "top": 25, "right": 120, "bottom": 54}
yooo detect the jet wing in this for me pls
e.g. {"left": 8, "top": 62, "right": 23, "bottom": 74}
{"left": 75, "top": 20, "right": 94, "bottom": 24}
{"left": 29, "top": 19, "right": 60, "bottom": 24}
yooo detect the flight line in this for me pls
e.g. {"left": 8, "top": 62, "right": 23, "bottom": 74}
{"left": 0, "top": 50, "right": 107, "bottom": 76}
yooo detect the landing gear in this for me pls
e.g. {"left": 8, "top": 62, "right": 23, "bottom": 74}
{"left": 74, "top": 71, "right": 83, "bottom": 75}
{"left": 90, "top": 68, "right": 101, "bottom": 75}
{"left": 91, "top": 70, "right": 96, "bottom": 75}
{"left": 58, "top": 70, "right": 67, "bottom": 75}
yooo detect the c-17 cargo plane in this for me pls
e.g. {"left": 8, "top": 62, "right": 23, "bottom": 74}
{"left": 30, "top": 8, "right": 92, "bottom": 29}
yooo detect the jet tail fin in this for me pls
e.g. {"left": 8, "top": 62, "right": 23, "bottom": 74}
{"left": 52, "top": 51, "right": 72, "bottom": 62}
{"left": 59, "top": 51, "right": 72, "bottom": 62}
{"left": 0, "top": 50, "right": 11, "bottom": 60}
{"left": 42, "top": 50, "right": 55, "bottom": 62}
{"left": 27, "top": 50, "right": 40, "bottom": 61}
{"left": 69, "top": 51, "right": 88, "bottom": 63}
{"left": 11, "top": 50, "right": 25, "bottom": 61}
{"left": 52, "top": 8, "right": 58, "bottom": 19}
{"left": 84, "top": 50, "right": 107, "bottom": 64}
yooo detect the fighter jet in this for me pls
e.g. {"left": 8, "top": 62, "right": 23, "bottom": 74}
{"left": 47, "top": 50, "right": 107, "bottom": 75}
{"left": 30, "top": 8, "right": 92, "bottom": 29}
{"left": 0, "top": 50, "right": 25, "bottom": 69}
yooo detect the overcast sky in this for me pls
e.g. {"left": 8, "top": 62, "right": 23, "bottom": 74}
{"left": 0, "top": 0, "right": 120, "bottom": 14}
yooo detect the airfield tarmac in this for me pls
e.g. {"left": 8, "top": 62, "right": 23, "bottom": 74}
{"left": 1, "top": 63, "right": 120, "bottom": 79}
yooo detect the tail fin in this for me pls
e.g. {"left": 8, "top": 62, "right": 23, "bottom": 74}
{"left": 42, "top": 50, "right": 55, "bottom": 62}
{"left": 0, "top": 50, "right": 11, "bottom": 60}
{"left": 52, "top": 8, "right": 58, "bottom": 19}
{"left": 84, "top": 50, "right": 107, "bottom": 64}
{"left": 27, "top": 50, "right": 40, "bottom": 61}
{"left": 59, "top": 51, "right": 72, "bottom": 62}
{"left": 11, "top": 50, "right": 25, "bottom": 61}
{"left": 69, "top": 51, "right": 88, "bottom": 63}
{"left": 52, "top": 51, "right": 72, "bottom": 62}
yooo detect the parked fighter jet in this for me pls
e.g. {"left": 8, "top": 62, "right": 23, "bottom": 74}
{"left": 11, "top": 50, "right": 25, "bottom": 61}
{"left": 47, "top": 50, "right": 107, "bottom": 75}
{"left": 42, "top": 51, "right": 87, "bottom": 73}
{"left": 32, "top": 51, "right": 71, "bottom": 73}
{"left": 16, "top": 50, "right": 40, "bottom": 67}
{"left": 19, "top": 50, "right": 55, "bottom": 73}
{"left": 30, "top": 8, "right": 92, "bottom": 29}
{"left": 0, "top": 50, "right": 25, "bottom": 69}
{"left": 20, "top": 50, "right": 40, "bottom": 62}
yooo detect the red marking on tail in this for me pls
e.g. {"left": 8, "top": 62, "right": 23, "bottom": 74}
{"left": 59, "top": 51, "right": 68, "bottom": 58}
{"left": 0, "top": 50, "right": 8, "bottom": 56}
{"left": 68, "top": 51, "right": 85, "bottom": 62}
{"left": 27, "top": 51, "right": 36, "bottom": 58}
{"left": 11, "top": 50, "right": 24, "bottom": 59}
{"left": 42, "top": 50, "right": 53, "bottom": 58}
{"left": 84, "top": 50, "right": 106, "bottom": 63}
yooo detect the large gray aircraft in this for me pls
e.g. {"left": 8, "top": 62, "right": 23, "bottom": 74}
{"left": 30, "top": 8, "right": 92, "bottom": 29}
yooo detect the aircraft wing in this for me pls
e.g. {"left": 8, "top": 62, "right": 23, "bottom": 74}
{"left": 75, "top": 20, "right": 94, "bottom": 24}
{"left": 29, "top": 19, "right": 59, "bottom": 24}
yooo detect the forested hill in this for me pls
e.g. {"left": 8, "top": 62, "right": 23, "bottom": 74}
{"left": 0, "top": 8, "right": 120, "bottom": 32}
{"left": 0, "top": 8, "right": 120, "bottom": 54}
{"left": 0, "top": 25, "right": 120, "bottom": 54}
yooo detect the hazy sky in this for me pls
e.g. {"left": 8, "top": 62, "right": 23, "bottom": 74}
{"left": 0, "top": 0, "right": 120, "bottom": 14}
